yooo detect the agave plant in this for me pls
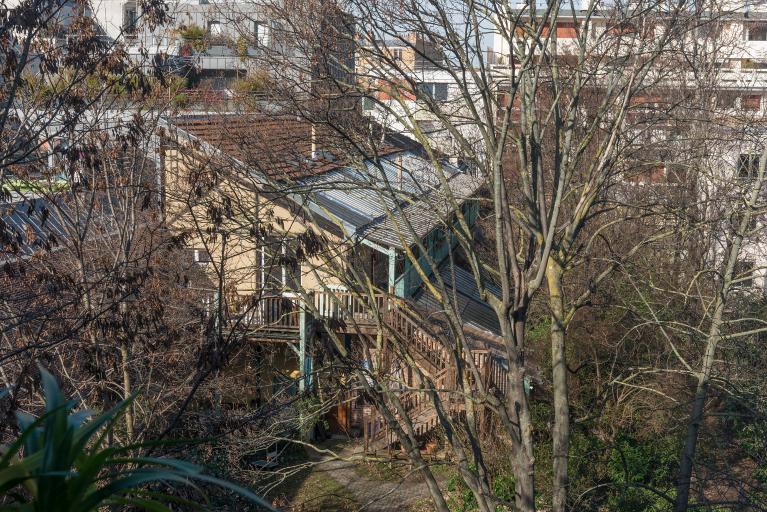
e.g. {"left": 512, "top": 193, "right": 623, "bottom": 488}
{"left": 0, "top": 367, "right": 278, "bottom": 511}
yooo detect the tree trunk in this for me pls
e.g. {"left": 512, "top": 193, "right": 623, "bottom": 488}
{"left": 675, "top": 150, "right": 764, "bottom": 510}
{"left": 547, "top": 260, "right": 569, "bottom": 512}
{"left": 120, "top": 340, "right": 134, "bottom": 442}
{"left": 506, "top": 316, "right": 536, "bottom": 512}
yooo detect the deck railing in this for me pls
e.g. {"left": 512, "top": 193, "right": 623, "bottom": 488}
{"left": 229, "top": 289, "right": 510, "bottom": 432}
{"left": 229, "top": 294, "right": 300, "bottom": 331}
{"left": 233, "top": 289, "right": 509, "bottom": 393}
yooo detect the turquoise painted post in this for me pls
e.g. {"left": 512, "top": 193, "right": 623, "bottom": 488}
{"left": 388, "top": 247, "right": 401, "bottom": 296}
{"left": 299, "top": 301, "right": 309, "bottom": 392}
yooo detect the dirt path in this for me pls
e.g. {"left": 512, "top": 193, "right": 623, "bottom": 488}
{"left": 308, "top": 442, "right": 439, "bottom": 511}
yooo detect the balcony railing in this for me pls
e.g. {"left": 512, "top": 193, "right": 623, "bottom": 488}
{"left": 229, "top": 294, "right": 300, "bottom": 332}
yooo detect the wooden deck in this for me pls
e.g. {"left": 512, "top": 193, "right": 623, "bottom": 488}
{"left": 227, "top": 289, "right": 512, "bottom": 447}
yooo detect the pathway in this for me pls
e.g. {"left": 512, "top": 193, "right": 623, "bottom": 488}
{"left": 307, "top": 441, "right": 441, "bottom": 511}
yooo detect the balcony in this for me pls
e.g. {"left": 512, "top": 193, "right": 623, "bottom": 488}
{"left": 228, "top": 294, "right": 300, "bottom": 340}
{"left": 226, "top": 290, "right": 403, "bottom": 339}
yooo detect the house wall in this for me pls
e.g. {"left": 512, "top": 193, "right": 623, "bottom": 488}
{"left": 162, "top": 144, "right": 346, "bottom": 298}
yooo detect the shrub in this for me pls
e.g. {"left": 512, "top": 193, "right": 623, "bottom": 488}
{"left": 0, "top": 367, "right": 276, "bottom": 511}
{"left": 179, "top": 24, "right": 208, "bottom": 52}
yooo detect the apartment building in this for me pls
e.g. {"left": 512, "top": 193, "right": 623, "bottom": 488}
{"left": 357, "top": 33, "right": 484, "bottom": 160}
{"left": 488, "top": 3, "right": 767, "bottom": 292}
{"left": 88, "top": 0, "right": 283, "bottom": 80}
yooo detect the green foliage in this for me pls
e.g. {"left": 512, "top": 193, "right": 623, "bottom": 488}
{"left": 232, "top": 70, "right": 271, "bottom": 96}
{"left": 605, "top": 433, "right": 678, "bottom": 511}
{"left": 526, "top": 316, "right": 551, "bottom": 344}
{"left": 0, "top": 367, "right": 276, "bottom": 511}
{"left": 443, "top": 468, "right": 515, "bottom": 512}
{"left": 236, "top": 36, "right": 249, "bottom": 62}
{"left": 172, "top": 93, "right": 189, "bottom": 108}
{"left": 491, "top": 471, "right": 515, "bottom": 509}
{"left": 2, "top": 178, "right": 69, "bottom": 194}
{"left": 445, "top": 472, "right": 477, "bottom": 512}
{"left": 179, "top": 25, "right": 208, "bottom": 52}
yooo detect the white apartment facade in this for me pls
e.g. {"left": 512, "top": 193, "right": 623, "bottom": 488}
{"left": 91, "top": 0, "right": 282, "bottom": 76}
{"left": 357, "top": 36, "right": 485, "bottom": 162}
{"left": 488, "top": 1, "right": 767, "bottom": 292}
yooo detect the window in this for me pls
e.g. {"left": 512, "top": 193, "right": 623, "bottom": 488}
{"left": 716, "top": 91, "right": 737, "bottom": 108}
{"left": 362, "top": 96, "right": 376, "bottom": 111}
{"left": 417, "top": 82, "right": 448, "bottom": 101}
{"left": 282, "top": 239, "right": 302, "bottom": 291}
{"left": 415, "top": 120, "right": 440, "bottom": 134}
{"left": 253, "top": 20, "right": 268, "bottom": 46}
{"left": 260, "top": 236, "right": 301, "bottom": 291}
{"left": 208, "top": 20, "right": 222, "bottom": 36}
{"left": 391, "top": 48, "right": 404, "bottom": 62}
{"left": 665, "top": 163, "right": 688, "bottom": 184}
{"left": 737, "top": 154, "right": 761, "bottom": 179}
{"left": 123, "top": 4, "right": 137, "bottom": 34}
{"left": 748, "top": 23, "right": 767, "bottom": 41}
{"left": 193, "top": 248, "right": 212, "bottom": 264}
{"left": 742, "top": 95, "right": 762, "bottom": 111}
{"left": 269, "top": 21, "right": 283, "bottom": 48}
{"left": 733, "top": 260, "right": 755, "bottom": 288}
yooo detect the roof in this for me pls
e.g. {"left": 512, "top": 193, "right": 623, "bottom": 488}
{"left": 169, "top": 114, "right": 404, "bottom": 180}
{"left": 1, "top": 195, "right": 68, "bottom": 261}
{"left": 167, "top": 113, "right": 484, "bottom": 250}
{"left": 356, "top": 171, "right": 483, "bottom": 247}
{"left": 414, "top": 261, "right": 501, "bottom": 336}
{"left": 298, "top": 152, "right": 482, "bottom": 249}
{"left": 171, "top": 115, "right": 325, "bottom": 179}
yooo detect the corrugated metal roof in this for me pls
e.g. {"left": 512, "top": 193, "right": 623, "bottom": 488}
{"left": 1, "top": 197, "right": 67, "bottom": 260}
{"left": 297, "top": 152, "right": 482, "bottom": 249}
{"left": 414, "top": 261, "right": 501, "bottom": 336}
{"left": 357, "top": 171, "right": 483, "bottom": 247}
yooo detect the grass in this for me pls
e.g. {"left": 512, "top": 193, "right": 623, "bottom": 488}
{"left": 2, "top": 178, "right": 69, "bottom": 193}
{"left": 268, "top": 466, "right": 358, "bottom": 511}
{"left": 354, "top": 458, "right": 411, "bottom": 482}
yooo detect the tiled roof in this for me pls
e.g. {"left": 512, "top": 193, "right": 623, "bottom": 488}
{"left": 172, "top": 115, "right": 320, "bottom": 179}
{"left": 170, "top": 114, "right": 402, "bottom": 180}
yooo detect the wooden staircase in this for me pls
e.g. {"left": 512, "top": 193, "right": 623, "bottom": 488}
{"left": 309, "top": 290, "right": 510, "bottom": 452}
{"left": 226, "top": 288, "right": 510, "bottom": 449}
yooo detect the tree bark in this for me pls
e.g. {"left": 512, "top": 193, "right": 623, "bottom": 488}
{"left": 507, "top": 315, "right": 536, "bottom": 512}
{"left": 120, "top": 340, "right": 134, "bottom": 442}
{"left": 547, "top": 259, "right": 569, "bottom": 512}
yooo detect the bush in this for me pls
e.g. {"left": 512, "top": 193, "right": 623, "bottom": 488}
{"left": 179, "top": 24, "right": 208, "bottom": 52}
{"left": 0, "top": 366, "right": 276, "bottom": 511}
{"left": 605, "top": 433, "right": 679, "bottom": 511}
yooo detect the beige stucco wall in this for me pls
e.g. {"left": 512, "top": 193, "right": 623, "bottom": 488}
{"left": 163, "top": 142, "right": 347, "bottom": 298}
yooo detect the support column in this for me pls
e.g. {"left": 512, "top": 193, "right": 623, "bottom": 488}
{"left": 299, "top": 293, "right": 313, "bottom": 392}
{"left": 388, "top": 247, "right": 397, "bottom": 295}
